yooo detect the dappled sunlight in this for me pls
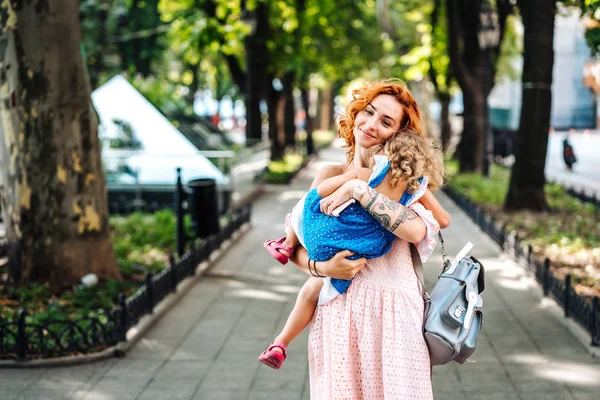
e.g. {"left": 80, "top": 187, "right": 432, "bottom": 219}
{"left": 132, "top": 337, "right": 175, "bottom": 352}
{"left": 267, "top": 265, "right": 291, "bottom": 276}
{"left": 271, "top": 284, "right": 303, "bottom": 294}
{"left": 230, "top": 268, "right": 308, "bottom": 285}
{"left": 477, "top": 257, "right": 512, "bottom": 272}
{"left": 495, "top": 275, "right": 537, "bottom": 292}
{"left": 76, "top": 393, "right": 114, "bottom": 400}
{"left": 278, "top": 190, "right": 306, "bottom": 201}
{"left": 506, "top": 353, "right": 552, "bottom": 364}
{"left": 479, "top": 257, "right": 540, "bottom": 292}
{"left": 220, "top": 278, "right": 246, "bottom": 288}
{"left": 229, "top": 288, "right": 288, "bottom": 302}
{"left": 505, "top": 353, "right": 600, "bottom": 387}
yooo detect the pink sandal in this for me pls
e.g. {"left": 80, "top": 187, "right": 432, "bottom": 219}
{"left": 263, "top": 237, "right": 294, "bottom": 265}
{"left": 258, "top": 342, "right": 287, "bottom": 369}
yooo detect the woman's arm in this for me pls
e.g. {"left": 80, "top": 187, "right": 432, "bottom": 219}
{"left": 419, "top": 189, "right": 451, "bottom": 229}
{"left": 322, "top": 179, "right": 427, "bottom": 243}
{"left": 289, "top": 246, "right": 367, "bottom": 280}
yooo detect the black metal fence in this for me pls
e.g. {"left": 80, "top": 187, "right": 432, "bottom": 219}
{"left": 561, "top": 185, "right": 600, "bottom": 209}
{"left": 443, "top": 187, "right": 600, "bottom": 346}
{"left": 0, "top": 205, "right": 251, "bottom": 361}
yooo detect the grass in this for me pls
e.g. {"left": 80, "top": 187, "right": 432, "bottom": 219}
{"left": 446, "top": 160, "right": 600, "bottom": 298}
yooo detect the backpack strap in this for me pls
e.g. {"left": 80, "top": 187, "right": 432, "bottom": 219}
{"left": 410, "top": 232, "right": 450, "bottom": 293}
{"left": 410, "top": 243, "right": 426, "bottom": 292}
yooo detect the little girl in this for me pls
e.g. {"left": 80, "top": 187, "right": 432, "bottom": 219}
{"left": 259, "top": 128, "right": 450, "bottom": 369}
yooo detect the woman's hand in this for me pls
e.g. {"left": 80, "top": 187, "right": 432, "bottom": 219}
{"left": 319, "top": 179, "right": 361, "bottom": 215}
{"left": 317, "top": 250, "right": 367, "bottom": 280}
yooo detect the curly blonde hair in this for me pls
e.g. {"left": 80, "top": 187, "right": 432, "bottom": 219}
{"left": 338, "top": 79, "right": 444, "bottom": 192}
{"left": 369, "top": 128, "right": 444, "bottom": 193}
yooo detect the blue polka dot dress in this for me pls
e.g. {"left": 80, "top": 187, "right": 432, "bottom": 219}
{"left": 302, "top": 156, "right": 425, "bottom": 295}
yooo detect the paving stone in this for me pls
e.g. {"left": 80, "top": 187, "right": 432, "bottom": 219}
{"left": 0, "top": 384, "right": 30, "bottom": 400}
{"left": 199, "top": 365, "right": 257, "bottom": 391}
{"left": 81, "top": 377, "right": 150, "bottom": 400}
{"left": 137, "top": 378, "right": 197, "bottom": 400}
{"left": 152, "top": 360, "right": 211, "bottom": 381}
{"left": 192, "top": 389, "right": 248, "bottom": 400}
{"left": 4, "top": 142, "right": 600, "bottom": 400}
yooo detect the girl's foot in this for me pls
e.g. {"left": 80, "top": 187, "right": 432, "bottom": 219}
{"left": 258, "top": 342, "right": 287, "bottom": 369}
{"left": 264, "top": 237, "right": 295, "bottom": 265}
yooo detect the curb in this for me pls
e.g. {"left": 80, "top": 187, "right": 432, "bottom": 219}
{"left": 0, "top": 223, "right": 252, "bottom": 369}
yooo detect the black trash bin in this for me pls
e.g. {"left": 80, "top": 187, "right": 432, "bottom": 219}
{"left": 187, "top": 178, "right": 220, "bottom": 238}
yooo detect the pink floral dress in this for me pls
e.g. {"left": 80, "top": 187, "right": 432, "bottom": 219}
{"left": 308, "top": 203, "right": 439, "bottom": 399}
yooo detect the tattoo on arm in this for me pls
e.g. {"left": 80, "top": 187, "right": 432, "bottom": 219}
{"left": 389, "top": 208, "right": 418, "bottom": 232}
{"left": 364, "top": 190, "right": 380, "bottom": 211}
{"left": 361, "top": 186, "right": 419, "bottom": 233}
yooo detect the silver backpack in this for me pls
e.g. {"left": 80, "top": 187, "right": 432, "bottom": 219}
{"left": 411, "top": 233, "right": 485, "bottom": 366}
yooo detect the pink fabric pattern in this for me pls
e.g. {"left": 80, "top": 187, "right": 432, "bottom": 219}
{"left": 409, "top": 202, "right": 440, "bottom": 263}
{"left": 308, "top": 207, "right": 440, "bottom": 399}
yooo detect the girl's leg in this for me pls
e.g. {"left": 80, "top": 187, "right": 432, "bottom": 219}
{"left": 264, "top": 228, "right": 300, "bottom": 261}
{"left": 273, "top": 276, "right": 323, "bottom": 347}
{"left": 259, "top": 277, "right": 323, "bottom": 368}
{"left": 280, "top": 228, "right": 299, "bottom": 256}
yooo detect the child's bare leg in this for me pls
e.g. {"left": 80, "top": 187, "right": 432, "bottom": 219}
{"left": 279, "top": 228, "right": 299, "bottom": 257}
{"left": 266, "top": 227, "right": 300, "bottom": 258}
{"left": 271, "top": 276, "right": 323, "bottom": 352}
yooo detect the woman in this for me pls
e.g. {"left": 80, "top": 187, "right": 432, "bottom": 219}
{"left": 289, "top": 79, "right": 444, "bottom": 399}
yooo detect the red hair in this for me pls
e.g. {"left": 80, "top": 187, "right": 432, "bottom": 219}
{"left": 338, "top": 79, "right": 424, "bottom": 165}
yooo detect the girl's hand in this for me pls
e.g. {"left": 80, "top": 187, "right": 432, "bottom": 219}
{"left": 319, "top": 179, "right": 361, "bottom": 215}
{"left": 318, "top": 250, "right": 367, "bottom": 280}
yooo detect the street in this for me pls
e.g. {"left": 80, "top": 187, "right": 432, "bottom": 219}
{"left": 545, "top": 131, "right": 600, "bottom": 194}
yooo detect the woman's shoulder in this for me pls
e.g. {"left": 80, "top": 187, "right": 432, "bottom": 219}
{"left": 319, "top": 164, "right": 346, "bottom": 175}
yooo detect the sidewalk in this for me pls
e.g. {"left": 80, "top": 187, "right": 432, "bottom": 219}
{"left": 2, "top": 141, "right": 600, "bottom": 400}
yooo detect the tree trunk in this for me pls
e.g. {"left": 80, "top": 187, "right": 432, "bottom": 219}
{"left": 327, "top": 83, "right": 337, "bottom": 129}
{"left": 446, "top": 0, "right": 513, "bottom": 173}
{"left": 0, "top": 1, "right": 121, "bottom": 288}
{"left": 300, "top": 87, "right": 315, "bottom": 156}
{"left": 268, "top": 83, "right": 285, "bottom": 160}
{"left": 243, "top": 2, "right": 269, "bottom": 145}
{"left": 276, "top": 86, "right": 286, "bottom": 149}
{"left": 282, "top": 72, "right": 296, "bottom": 147}
{"left": 244, "top": 35, "right": 262, "bottom": 145}
{"left": 458, "top": 88, "right": 486, "bottom": 173}
{"left": 439, "top": 92, "right": 452, "bottom": 152}
{"left": 318, "top": 86, "right": 332, "bottom": 130}
{"left": 505, "top": 0, "right": 555, "bottom": 211}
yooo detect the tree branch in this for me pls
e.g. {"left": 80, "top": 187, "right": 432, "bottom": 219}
{"left": 490, "top": 0, "right": 515, "bottom": 91}
{"left": 202, "top": 0, "right": 246, "bottom": 90}
{"left": 446, "top": 0, "right": 472, "bottom": 90}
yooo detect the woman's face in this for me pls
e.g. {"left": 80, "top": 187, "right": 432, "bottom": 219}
{"left": 353, "top": 94, "right": 404, "bottom": 149}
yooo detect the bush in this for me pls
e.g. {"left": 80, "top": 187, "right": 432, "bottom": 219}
{"left": 265, "top": 153, "right": 305, "bottom": 184}
{"left": 110, "top": 209, "right": 194, "bottom": 276}
{"left": 0, "top": 210, "right": 194, "bottom": 323}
